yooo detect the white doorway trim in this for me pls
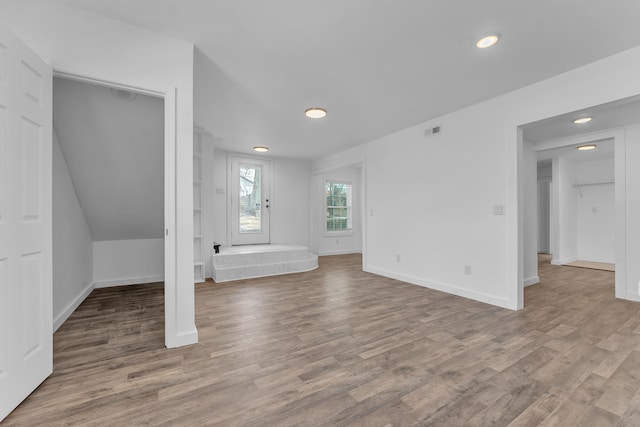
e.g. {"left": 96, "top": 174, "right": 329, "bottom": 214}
{"left": 226, "top": 153, "right": 273, "bottom": 246}
{"left": 311, "top": 159, "right": 367, "bottom": 270}
{"left": 52, "top": 69, "right": 194, "bottom": 347}
{"left": 515, "top": 127, "right": 628, "bottom": 309}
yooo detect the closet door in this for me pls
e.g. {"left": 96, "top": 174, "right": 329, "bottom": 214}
{"left": 0, "top": 26, "right": 53, "bottom": 421}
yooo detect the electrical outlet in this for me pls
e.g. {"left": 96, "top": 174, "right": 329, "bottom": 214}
{"left": 336, "top": 239, "right": 339, "bottom": 244}
{"left": 370, "top": 209, "right": 374, "bottom": 216}
{"left": 396, "top": 255, "right": 401, "bottom": 263}
{"left": 464, "top": 265, "right": 472, "bottom": 275}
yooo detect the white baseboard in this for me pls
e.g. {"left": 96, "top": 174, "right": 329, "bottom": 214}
{"left": 524, "top": 276, "right": 540, "bottom": 287}
{"left": 577, "top": 257, "right": 615, "bottom": 264}
{"left": 165, "top": 328, "right": 199, "bottom": 348}
{"left": 551, "top": 257, "right": 576, "bottom": 266}
{"left": 363, "top": 265, "right": 513, "bottom": 310}
{"left": 53, "top": 281, "right": 95, "bottom": 332}
{"left": 94, "top": 275, "right": 165, "bottom": 288}
{"left": 318, "top": 249, "right": 362, "bottom": 256}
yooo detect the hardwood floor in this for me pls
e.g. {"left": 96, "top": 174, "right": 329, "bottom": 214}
{"left": 4, "top": 254, "right": 640, "bottom": 426}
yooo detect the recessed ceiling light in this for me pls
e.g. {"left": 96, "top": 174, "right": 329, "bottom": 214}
{"left": 253, "top": 146, "right": 269, "bottom": 152}
{"left": 573, "top": 117, "right": 592, "bottom": 124}
{"left": 304, "top": 107, "right": 327, "bottom": 119}
{"left": 577, "top": 144, "right": 596, "bottom": 151}
{"left": 476, "top": 34, "right": 500, "bottom": 49}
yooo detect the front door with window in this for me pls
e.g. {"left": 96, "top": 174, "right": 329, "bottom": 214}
{"left": 230, "top": 156, "right": 270, "bottom": 245}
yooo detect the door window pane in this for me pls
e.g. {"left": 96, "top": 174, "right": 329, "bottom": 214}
{"left": 239, "top": 163, "right": 262, "bottom": 233}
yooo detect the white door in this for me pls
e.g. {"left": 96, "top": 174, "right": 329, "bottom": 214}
{"left": 0, "top": 27, "right": 53, "bottom": 421}
{"left": 230, "top": 156, "right": 270, "bottom": 245}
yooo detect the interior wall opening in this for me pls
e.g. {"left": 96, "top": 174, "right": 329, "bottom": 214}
{"left": 52, "top": 75, "right": 165, "bottom": 331}
{"left": 518, "top": 94, "right": 640, "bottom": 307}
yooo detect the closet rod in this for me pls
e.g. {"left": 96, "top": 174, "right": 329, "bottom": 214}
{"left": 572, "top": 181, "right": 614, "bottom": 187}
{"left": 572, "top": 181, "right": 614, "bottom": 198}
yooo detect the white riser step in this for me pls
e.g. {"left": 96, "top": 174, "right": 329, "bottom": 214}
{"left": 212, "top": 245, "right": 318, "bottom": 283}
{"left": 213, "top": 245, "right": 311, "bottom": 267}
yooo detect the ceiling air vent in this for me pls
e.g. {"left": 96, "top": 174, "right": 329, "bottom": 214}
{"left": 424, "top": 125, "right": 441, "bottom": 137}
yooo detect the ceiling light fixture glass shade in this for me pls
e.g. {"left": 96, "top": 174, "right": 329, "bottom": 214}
{"left": 304, "top": 107, "right": 327, "bottom": 119}
{"left": 577, "top": 144, "right": 597, "bottom": 151}
{"left": 476, "top": 34, "right": 500, "bottom": 48}
{"left": 573, "top": 117, "right": 592, "bottom": 124}
{"left": 253, "top": 146, "right": 269, "bottom": 152}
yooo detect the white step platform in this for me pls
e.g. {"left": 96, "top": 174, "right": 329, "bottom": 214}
{"left": 212, "top": 244, "right": 318, "bottom": 283}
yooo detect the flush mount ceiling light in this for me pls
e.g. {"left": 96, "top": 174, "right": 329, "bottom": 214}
{"left": 573, "top": 117, "right": 592, "bottom": 124}
{"left": 476, "top": 34, "right": 500, "bottom": 48}
{"left": 577, "top": 144, "right": 597, "bottom": 151}
{"left": 304, "top": 107, "right": 327, "bottom": 119}
{"left": 253, "top": 146, "right": 269, "bottom": 153}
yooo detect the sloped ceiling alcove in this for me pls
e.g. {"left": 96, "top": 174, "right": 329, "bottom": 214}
{"left": 53, "top": 77, "right": 164, "bottom": 241}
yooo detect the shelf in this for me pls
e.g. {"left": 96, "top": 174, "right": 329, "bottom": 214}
{"left": 193, "top": 128, "right": 207, "bottom": 284}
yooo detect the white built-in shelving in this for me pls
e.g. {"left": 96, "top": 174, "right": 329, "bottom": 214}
{"left": 193, "top": 130, "right": 205, "bottom": 283}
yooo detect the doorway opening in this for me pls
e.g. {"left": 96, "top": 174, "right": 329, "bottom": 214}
{"left": 518, "top": 94, "right": 640, "bottom": 307}
{"left": 52, "top": 76, "right": 165, "bottom": 328}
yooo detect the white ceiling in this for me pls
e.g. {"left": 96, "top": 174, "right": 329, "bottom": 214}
{"left": 58, "top": 0, "right": 640, "bottom": 160}
{"left": 536, "top": 139, "right": 615, "bottom": 166}
{"left": 53, "top": 77, "right": 164, "bottom": 241}
{"left": 523, "top": 95, "right": 640, "bottom": 144}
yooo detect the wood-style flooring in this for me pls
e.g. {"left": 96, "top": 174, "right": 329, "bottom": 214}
{"left": 4, "top": 254, "right": 640, "bottom": 426}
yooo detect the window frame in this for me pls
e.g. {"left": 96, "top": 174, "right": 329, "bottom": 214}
{"left": 324, "top": 179, "right": 353, "bottom": 236}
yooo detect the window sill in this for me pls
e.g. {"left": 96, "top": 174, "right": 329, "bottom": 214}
{"left": 324, "top": 230, "right": 353, "bottom": 237}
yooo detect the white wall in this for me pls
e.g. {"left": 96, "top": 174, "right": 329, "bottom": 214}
{"left": 52, "top": 130, "right": 93, "bottom": 331}
{"left": 201, "top": 132, "right": 215, "bottom": 279}
{"left": 537, "top": 162, "right": 552, "bottom": 254}
{"left": 553, "top": 157, "right": 578, "bottom": 264}
{"left": 575, "top": 158, "right": 615, "bottom": 263}
{"left": 2, "top": 2, "right": 197, "bottom": 346}
{"left": 537, "top": 181, "right": 551, "bottom": 254}
{"left": 523, "top": 142, "right": 538, "bottom": 286}
{"left": 93, "top": 239, "right": 164, "bottom": 287}
{"left": 625, "top": 123, "right": 640, "bottom": 298}
{"left": 53, "top": 77, "right": 165, "bottom": 241}
{"left": 314, "top": 45, "right": 640, "bottom": 310}
{"left": 213, "top": 148, "right": 228, "bottom": 246}
{"left": 311, "top": 166, "right": 363, "bottom": 256}
{"left": 213, "top": 150, "right": 311, "bottom": 248}
{"left": 271, "top": 157, "right": 312, "bottom": 246}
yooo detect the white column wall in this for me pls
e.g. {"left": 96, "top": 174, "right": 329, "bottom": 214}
{"left": 523, "top": 141, "right": 539, "bottom": 286}
{"left": 554, "top": 157, "right": 578, "bottom": 264}
{"left": 624, "top": 123, "right": 640, "bottom": 298}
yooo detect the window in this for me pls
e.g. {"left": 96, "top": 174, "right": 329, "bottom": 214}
{"left": 325, "top": 181, "right": 352, "bottom": 234}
